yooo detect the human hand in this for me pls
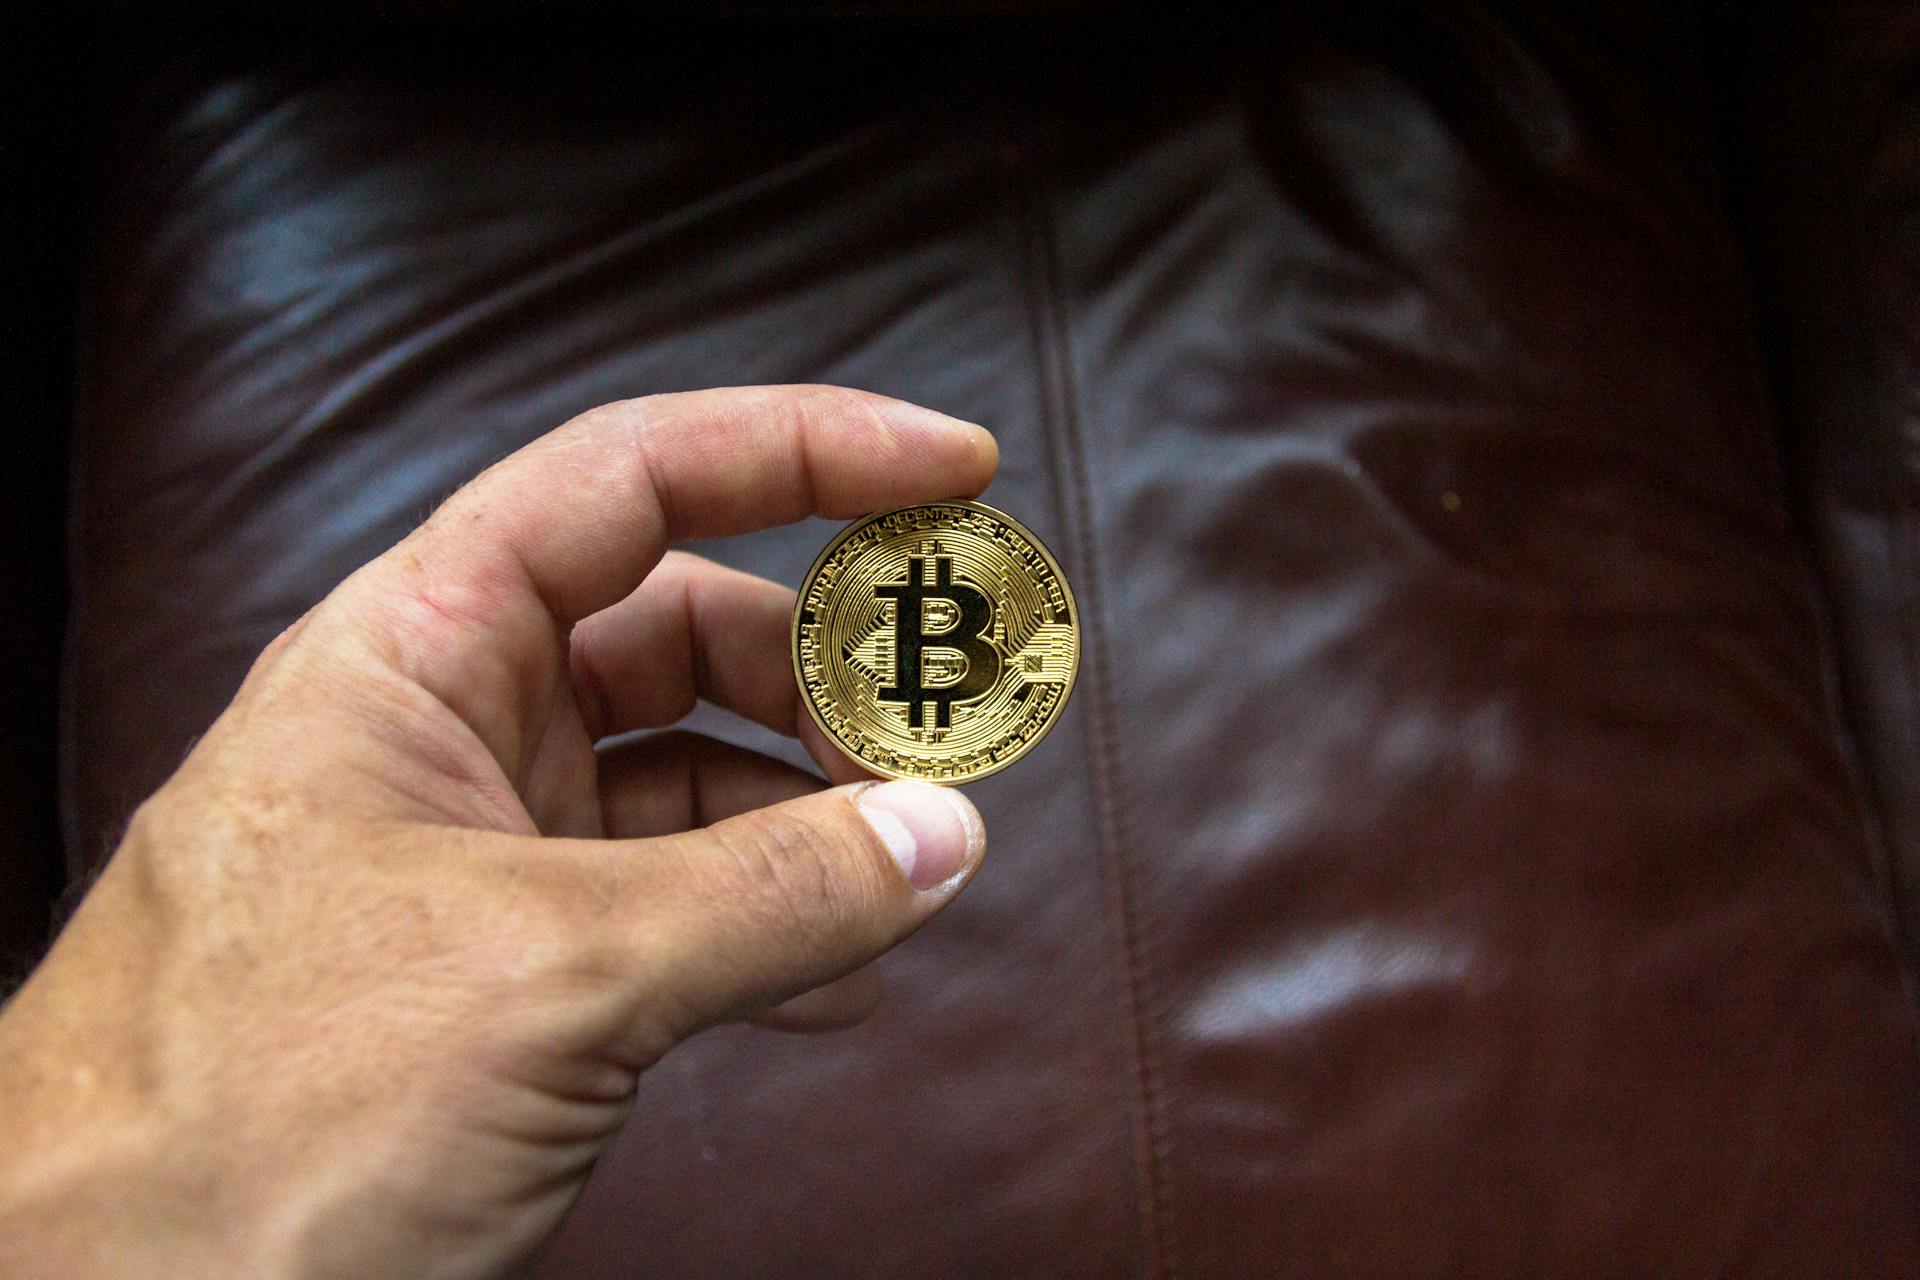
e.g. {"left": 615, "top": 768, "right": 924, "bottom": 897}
{"left": 0, "top": 386, "right": 998, "bottom": 1279}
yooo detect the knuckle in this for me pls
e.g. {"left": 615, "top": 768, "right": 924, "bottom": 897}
{"left": 796, "top": 382, "right": 879, "bottom": 409}
{"left": 573, "top": 395, "right": 655, "bottom": 429}
{"left": 797, "top": 383, "right": 891, "bottom": 433}
{"left": 424, "top": 461, "right": 506, "bottom": 535}
{"left": 117, "top": 783, "right": 304, "bottom": 936}
{"left": 797, "top": 386, "right": 909, "bottom": 477}
{"left": 710, "top": 809, "right": 868, "bottom": 962}
{"left": 250, "top": 607, "right": 315, "bottom": 671}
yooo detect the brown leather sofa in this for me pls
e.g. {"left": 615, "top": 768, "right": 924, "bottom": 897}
{"left": 7, "top": 2, "right": 1919, "bottom": 1274}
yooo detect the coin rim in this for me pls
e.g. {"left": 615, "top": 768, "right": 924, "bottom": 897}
{"left": 790, "top": 498, "right": 1081, "bottom": 786}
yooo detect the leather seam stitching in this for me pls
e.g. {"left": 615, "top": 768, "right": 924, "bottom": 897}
{"left": 1006, "top": 133, "right": 1183, "bottom": 1280}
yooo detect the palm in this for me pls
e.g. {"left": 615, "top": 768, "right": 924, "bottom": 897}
{"left": 361, "top": 542, "right": 876, "bottom": 851}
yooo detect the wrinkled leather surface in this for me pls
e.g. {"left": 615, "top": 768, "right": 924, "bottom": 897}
{"left": 1739, "top": 0, "right": 1920, "bottom": 983}
{"left": 70, "top": 5, "right": 1920, "bottom": 1276}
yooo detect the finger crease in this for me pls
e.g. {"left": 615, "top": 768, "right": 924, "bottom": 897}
{"left": 680, "top": 573, "right": 713, "bottom": 711}
{"left": 691, "top": 575, "right": 721, "bottom": 706}
{"left": 570, "top": 632, "right": 615, "bottom": 743}
{"left": 793, "top": 424, "right": 822, "bottom": 519}
{"left": 632, "top": 414, "right": 678, "bottom": 545}
{"left": 504, "top": 538, "right": 570, "bottom": 635}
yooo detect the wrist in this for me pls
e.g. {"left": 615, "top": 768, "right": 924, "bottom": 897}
{"left": 1, "top": 966, "right": 185, "bottom": 1277}
{"left": 0, "top": 912, "right": 296, "bottom": 1279}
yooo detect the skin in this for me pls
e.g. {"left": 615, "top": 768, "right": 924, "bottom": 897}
{"left": 0, "top": 385, "right": 999, "bottom": 1280}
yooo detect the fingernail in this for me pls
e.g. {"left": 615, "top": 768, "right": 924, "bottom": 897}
{"left": 857, "top": 780, "right": 982, "bottom": 892}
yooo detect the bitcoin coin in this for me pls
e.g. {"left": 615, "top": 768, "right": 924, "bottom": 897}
{"left": 792, "top": 499, "right": 1079, "bottom": 784}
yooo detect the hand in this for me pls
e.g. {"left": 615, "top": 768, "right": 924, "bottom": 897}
{"left": 0, "top": 386, "right": 999, "bottom": 1280}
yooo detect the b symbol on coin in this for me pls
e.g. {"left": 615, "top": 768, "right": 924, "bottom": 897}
{"left": 876, "top": 555, "right": 1002, "bottom": 729}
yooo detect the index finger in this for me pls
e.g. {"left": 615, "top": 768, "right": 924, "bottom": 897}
{"left": 405, "top": 385, "right": 998, "bottom": 625}
{"left": 321, "top": 387, "right": 994, "bottom": 785}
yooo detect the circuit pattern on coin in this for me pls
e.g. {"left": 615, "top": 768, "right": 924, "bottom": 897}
{"left": 793, "top": 500, "right": 1079, "bottom": 783}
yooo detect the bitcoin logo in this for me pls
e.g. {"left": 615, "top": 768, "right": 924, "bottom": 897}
{"left": 875, "top": 555, "right": 1001, "bottom": 728}
{"left": 792, "top": 500, "right": 1079, "bottom": 783}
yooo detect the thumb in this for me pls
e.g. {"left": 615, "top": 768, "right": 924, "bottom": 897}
{"left": 614, "top": 779, "right": 985, "bottom": 1046}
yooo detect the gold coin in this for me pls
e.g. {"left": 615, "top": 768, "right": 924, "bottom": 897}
{"left": 792, "top": 499, "right": 1080, "bottom": 784}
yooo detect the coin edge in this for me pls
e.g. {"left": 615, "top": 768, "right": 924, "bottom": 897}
{"left": 788, "top": 497, "right": 1081, "bottom": 786}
